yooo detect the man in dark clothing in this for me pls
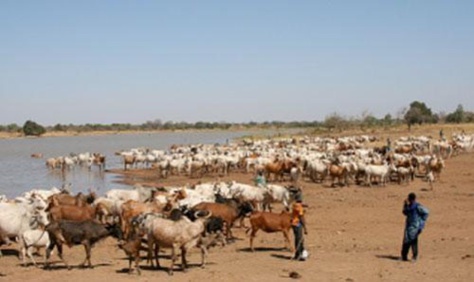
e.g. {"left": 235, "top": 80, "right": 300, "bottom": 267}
{"left": 401, "top": 192, "right": 429, "bottom": 262}
{"left": 291, "top": 191, "right": 308, "bottom": 261}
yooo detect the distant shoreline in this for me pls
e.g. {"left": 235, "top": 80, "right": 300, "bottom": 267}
{"left": 0, "top": 127, "right": 300, "bottom": 140}
{"left": 0, "top": 123, "right": 472, "bottom": 140}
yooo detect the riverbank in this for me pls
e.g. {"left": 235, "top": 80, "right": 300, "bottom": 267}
{"left": 1, "top": 123, "right": 473, "bottom": 141}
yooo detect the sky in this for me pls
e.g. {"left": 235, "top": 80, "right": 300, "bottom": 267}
{"left": 1, "top": 1, "right": 473, "bottom": 126}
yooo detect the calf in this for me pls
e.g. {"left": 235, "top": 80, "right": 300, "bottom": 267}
{"left": 246, "top": 211, "right": 293, "bottom": 252}
{"left": 44, "top": 220, "right": 122, "bottom": 269}
{"left": 117, "top": 219, "right": 145, "bottom": 275}
{"left": 19, "top": 229, "right": 51, "bottom": 267}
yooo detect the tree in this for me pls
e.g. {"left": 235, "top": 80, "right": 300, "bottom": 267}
{"left": 324, "top": 113, "right": 347, "bottom": 131}
{"left": 23, "top": 120, "right": 46, "bottom": 136}
{"left": 404, "top": 101, "right": 437, "bottom": 129}
{"left": 445, "top": 104, "right": 465, "bottom": 123}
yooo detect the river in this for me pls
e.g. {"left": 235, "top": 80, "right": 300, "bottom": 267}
{"left": 0, "top": 129, "right": 300, "bottom": 198}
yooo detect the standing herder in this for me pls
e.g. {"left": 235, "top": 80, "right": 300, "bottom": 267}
{"left": 254, "top": 170, "right": 267, "bottom": 188}
{"left": 386, "top": 137, "right": 392, "bottom": 152}
{"left": 291, "top": 191, "right": 308, "bottom": 261}
{"left": 401, "top": 192, "right": 429, "bottom": 262}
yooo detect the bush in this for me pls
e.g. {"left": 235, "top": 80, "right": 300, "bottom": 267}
{"left": 23, "top": 120, "right": 46, "bottom": 136}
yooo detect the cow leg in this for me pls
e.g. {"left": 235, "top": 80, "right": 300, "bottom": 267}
{"left": 44, "top": 243, "right": 54, "bottom": 269}
{"left": 168, "top": 245, "right": 177, "bottom": 276}
{"left": 154, "top": 244, "right": 160, "bottom": 269}
{"left": 81, "top": 241, "right": 92, "bottom": 268}
{"left": 249, "top": 228, "right": 258, "bottom": 252}
{"left": 21, "top": 246, "right": 27, "bottom": 267}
{"left": 146, "top": 238, "right": 154, "bottom": 267}
{"left": 134, "top": 254, "right": 141, "bottom": 275}
{"left": 27, "top": 246, "right": 37, "bottom": 267}
{"left": 57, "top": 244, "right": 70, "bottom": 270}
{"left": 180, "top": 246, "right": 188, "bottom": 272}
{"left": 283, "top": 230, "right": 293, "bottom": 252}
{"left": 199, "top": 245, "right": 208, "bottom": 268}
{"left": 128, "top": 256, "right": 133, "bottom": 274}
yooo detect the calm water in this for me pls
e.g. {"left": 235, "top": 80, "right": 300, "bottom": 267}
{"left": 0, "top": 130, "right": 299, "bottom": 198}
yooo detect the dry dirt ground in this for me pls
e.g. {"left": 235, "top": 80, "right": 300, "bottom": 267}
{"left": 1, "top": 140, "right": 474, "bottom": 281}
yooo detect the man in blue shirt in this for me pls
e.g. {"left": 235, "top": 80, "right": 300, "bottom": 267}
{"left": 401, "top": 192, "right": 429, "bottom": 262}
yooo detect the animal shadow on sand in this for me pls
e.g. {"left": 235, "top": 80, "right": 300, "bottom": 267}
{"left": 376, "top": 254, "right": 401, "bottom": 261}
{"left": 43, "top": 262, "right": 112, "bottom": 270}
{"left": 271, "top": 253, "right": 293, "bottom": 260}
{"left": 117, "top": 262, "right": 216, "bottom": 274}
{"left": 0, "top": 249, "right": 19, "bottom": 257}
{"left": 238, "top": 247, "right": 287, "bottom": 253}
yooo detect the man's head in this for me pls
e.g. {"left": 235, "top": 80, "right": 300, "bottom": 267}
{"left": 295, "top": 191, "right": 303, "bottom": 203}
{"left": 408, "top": 192, "right": 416, "bottom": 203}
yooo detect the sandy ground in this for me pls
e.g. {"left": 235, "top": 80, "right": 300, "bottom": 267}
{"left": 1, "top": 137, "right": 474, "bottom": 281}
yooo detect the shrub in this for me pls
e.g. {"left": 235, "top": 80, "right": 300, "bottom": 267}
{"left": 23, "top": 120, "right": 46, "bottom": 136}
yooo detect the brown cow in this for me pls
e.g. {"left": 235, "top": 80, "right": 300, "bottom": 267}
{"left": 264, "top": 158, "right": 297, "bottom": 182}
{"left": 48, "top": 191, "right": 96, "bottom": 207}
{"left": 92, "top": 153, "right": 106, "bottom": 170}
{"left": 192, "top": 202, "right": 253, "bottom": 240}
{"left": 123, "top": 155, "right": 136, "bottom": 170}
{"left": 120, "top": 200, "right": 165, "bottom": 239}
{"left": 326, "top": 163, "right": 349, "bottom": 187}
{"left": 47, "top": 204, "right": 96, "bottom": 222}
{"left": 245, "top": 211, "right": 293, "bottom": 252}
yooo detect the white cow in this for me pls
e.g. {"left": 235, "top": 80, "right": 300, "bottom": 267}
{"left": 0, "top": 199, "right": 48, "bottom": 256}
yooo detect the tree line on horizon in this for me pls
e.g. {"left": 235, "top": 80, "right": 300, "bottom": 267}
{"left": 1, "top": 101, "right": 473, "bottom": 136}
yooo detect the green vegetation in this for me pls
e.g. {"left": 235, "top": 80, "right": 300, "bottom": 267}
{"left": 22, "top": 120, "right": 46, "bottom": 136}
{"left": 1, "top": 101, "right": 473, "bottom": 136}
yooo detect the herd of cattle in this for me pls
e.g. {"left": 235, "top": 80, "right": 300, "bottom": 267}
{"left": 44, "top": 152, "right": 106, "bottom": 171}
{"left": 115, "top": 132, "right": 473, "bottom": 187}
{"left": 0, "top": 131, "right": 473, "bottom": 275}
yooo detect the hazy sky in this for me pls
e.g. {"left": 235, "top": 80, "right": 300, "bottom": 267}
{"left": 1, "top": 1, "right": 473, "bottom": 126}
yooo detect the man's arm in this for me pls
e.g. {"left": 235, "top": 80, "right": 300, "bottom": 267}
{"left": 300, "top": 214, "right": 308, "bottom": 235}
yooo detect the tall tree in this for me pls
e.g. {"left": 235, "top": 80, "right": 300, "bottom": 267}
{"left": 404, "top": 101, "right": 437, "bottom": 129}
{"left": 445, "top": 104, "right": 465, "bottom": 123}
